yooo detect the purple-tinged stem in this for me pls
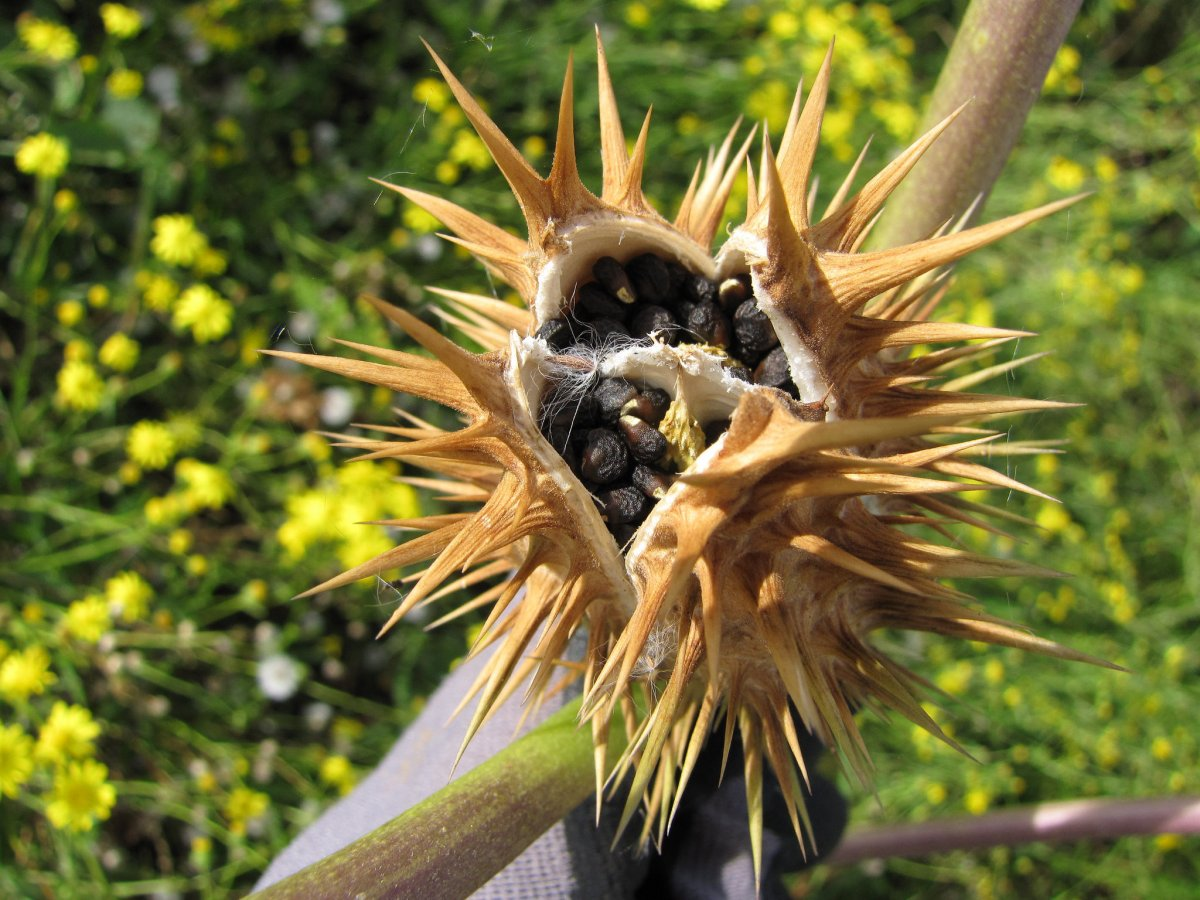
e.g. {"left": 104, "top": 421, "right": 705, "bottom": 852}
{"left": 827, "top": 795, "right": 1200, "bottom": 865}
{"left": 871, "top": 0, "right": 1082, "bottom": 249}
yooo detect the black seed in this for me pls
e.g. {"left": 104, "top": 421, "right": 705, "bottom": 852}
{"left": 593, "top": 256, "right": 636, "bottom": 303}
{"left": 593, "top": 378, "right": 639, "bottom": 424}
{"left": 546, "top": 390, "right": 598, "bottom": 429}
{"left": 686, "top": 301, "right": 731, "bottom": 347}
{"left": 535, "top": 318, "right": 574, "bottom": 351}
{"left": 684, "top": 274, "right": 718, "bottom": 306}
{"left": 726, "top": 363, "right": 752, "bottom": 383}
{"left": 619, "top": 415, "right": 668, "bottom": 464}
{"left": 702, "top": 418, "right": 731, "bottom": 446}
{"left": 598, "top": 485, "right": 651, "bottom": 525}
{"left": 584, "top": 317, "right": 630, "bottom": 345}
{"left": 576, "top": 283, "right": 628, "bottom": 321}
{"left": 630, "top": 304, "right": 678, "bottom": 342}
{"left": 621, "top": 386, "right": 670, "bottom": 425}
{"left": 665, "top": 261, "right": 691, "bottom": 296}
{"left": 632, "top": 464, "right": 675, "bottom": 499}
{"left": 580, "top": 428, "right": 629, "bottom": 484}
{"left": 545, "top": 425, "right": 578, "bottom": 468}
{"left": 733, "top": 299, "right": 780, "bottom": 358}
{"left": 625, "top": 253, "right": 671, "bottom": 303}
{"left": 718, "top": 275, "right": 751, "bottom": 313}
{"left": 752, "top": 346, "right": 793, "bottom": 392}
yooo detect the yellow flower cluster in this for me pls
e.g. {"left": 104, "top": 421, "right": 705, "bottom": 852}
{"left": 224, "top": 786, "right": 269, "bottom": 835}
{"left": 35, "top": 702, "right": 101, "bottom": 763}
{"left": 100, "top": 3, "right": 143, "bottom": 39}
{"left": 319, "top": 754, "right": 357, "bottom": 794}
{"left": 277, "top": 461, "right": 420, "bottom": 573}
{"left": 99, "top": 332, "right": 140, "bottom": 371}
{"left": 151, "top": 214, "right": 209, "bottom": 267}
{"left": 127, "top": 420, "right": 177, "bottom": 470}
{"left": 172, "top": 285, "right": 234, "bottom": 343}
{"left": 0, "top": 724, "right": 35, "bottom": 798}
{"left": 17, "top": 14, "right": 78, "bottom": 61}
{"left": 16, "top": 133, "right": 70, "bottom": 180}
{"left": 61, "top": 595, "right": 112, "bottom": 643}
{"left": 0, "top": 646, "right": 58, "bottom": 702}
{"left": 106, "top": 69, "right": 144, "bottom": 99}
{"left": 105, "top": 571, "right": 153, "bottom": 623}
{"left": 46, "top": 760, "right": 117, "bottom": 831}
{"left": 175, "top": 458, "right": 235, "bottom": 511}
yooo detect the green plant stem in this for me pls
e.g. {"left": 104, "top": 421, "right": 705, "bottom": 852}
{"left": 827, "top": 795, "right": 1200, "bottom": 864}
{"left": 251, "top": 696, "right": 617, "bottom": 900}
{"left": 871, "top": 0, "right": 1082, "bottom": 249}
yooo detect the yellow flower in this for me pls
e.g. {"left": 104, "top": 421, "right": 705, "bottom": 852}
{"left": 56, "top": 360, "right": 104, "bottom": 412}
{"left": 62, "top": 595, "right": 112, "bottom": 643}
{"left": 0, "top": 646, "right": 58, "bottom": 702}
{"left": 0, "top": 724, "right": 35, "bottom": 798}
{"left": 17, "top": 14, "right": 78, "bottom": 61}
{"left": 106, "top": 69, "right": 144, "bottom": 99}
{"left": 54, "top": 189, "right": 79, "bottom": 213}
{"left": 56, "top": 300, "right": 85, "bottom": 326}
{"left": 16, "top": 133, "right": 70, "bottom": 180}
{"left": 1047, "top": 156, "right": 1087, "bottom": 192}
{"left": 224, "top": 786, "right": 269, "bottom": 835}
{"left": 964, "top": 787, "right": 991, "bottom": 815}
{"left": 100, "top": 3, "right": 143, "bottom": 39}
{"left": 46, "top": 760, "right": 117, "bottom": 831}
{"left": 168, "top": 529, "right": 194, "bottom": 555}
{"left": 36, "top": 702, "right": 101, "bottom": 764}
{"left": 412, "top": 77, "right": 450, "bottom": 112}
{"left": 87, "top": 284, "right": 110, "bottom": 308}
{"left": 105, "top": 571, "right": 153, "bottom": 623}
{"left": 176, "top": 458, "right": 235, "bottom": 510}
{"left": 193, "top": 246, "right": 228, "bottom": 277}
{"left": 167, "top": 413, "right": 204, "bottom": 451}
{"left": 319, "top": 754, "right": 357, "bottom": 794}
{"left": 151, "top": 214, "right": 209, "bottom": 267}
{"left": 172, "top": 284, "right": 233, "bottom": 343}
{"left": 141, "top": 272, "right": 180, "bottom": 311}
{"left": 98, "top": 333, "right": 139, "bottom": 372}
{"left": 126, "top": 420, "right": 177, "bottom": 470}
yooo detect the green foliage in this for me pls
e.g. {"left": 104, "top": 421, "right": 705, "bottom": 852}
{"left": 1, "top": 0, "right": 1195, "bottom": 896}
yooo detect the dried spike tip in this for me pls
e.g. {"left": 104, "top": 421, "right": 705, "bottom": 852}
{"left": 282, "top": 37, "right": 1098, "bottom": 882}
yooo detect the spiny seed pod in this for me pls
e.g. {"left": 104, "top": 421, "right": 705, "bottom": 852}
{"left": 268, "top": 33, "right": 1111, "bottom": 879}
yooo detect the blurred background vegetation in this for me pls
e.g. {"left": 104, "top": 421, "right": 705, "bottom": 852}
{"left": 1, "top": 0, "right": 1197, "bottom": 896}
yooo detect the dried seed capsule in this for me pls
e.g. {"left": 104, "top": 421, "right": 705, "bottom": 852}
{"left": 630, "top": 304, "right": 678, "bottom": 342}
{"left": 580, "top": 428, "right": 629, "bottom": 484}
{"left": 598, "top": 484, "right": 651, "bottom": 525}
{"left": 718, "top": 275, "right": 750, "bottom": 312}
{"left": 621, "top": 386, "right": 670, "bottom": 425}
{"left": 576, "top": 283, "right": 628, "bottom": 321}
{"left": 593, "top": 378, "right": 639, "bottom": 424}
{"left": 753, "top": 346, "right": 794, "bottom": 393}
{"left": 686, "top": 301, "right": 731, "bottom": 347}
{"left": 733, "top": 299, "right": 780, "bottom": 358}
{"left": 625, "top": 253, "right": 671, "bottom": 303}
{"left": 619, "top": 414, "right": 669, "bottom": 464}
{"left": 535, "top": 318, "right": 575, "bottom": 351}
{"left": 684, "top": 273, "right": 718, "bottom": 306}
{"left": 632, "top": 464, "right": 675, "bottom": 499}
{"left": 592, "top": 256, "right": 636, "bottom": 303}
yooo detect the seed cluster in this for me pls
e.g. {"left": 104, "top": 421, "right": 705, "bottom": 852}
{"left": 536, "top": 252, "right": 800, "bottom": 545}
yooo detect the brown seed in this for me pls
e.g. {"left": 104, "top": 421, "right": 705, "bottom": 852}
{"left": 580, "top": 427, "right": 629, "bottom": 484}
{"left": 718, "top": 276, "right": 750, "bottom": 312}
{"left": 619, "top": 415, "right": 668, "bottom": 464}
{"left": 621, "top": 386, "right": 670, "bottom": 425}
{"left": 592, "top": 256, "right": 636, "bottom": 303}
{"left": 632, "top": 464, "right": 675, "bottom": 499}
{"left": 598, "top": 485, "right": 651, "bottom": 526}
